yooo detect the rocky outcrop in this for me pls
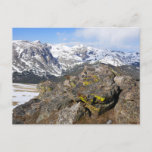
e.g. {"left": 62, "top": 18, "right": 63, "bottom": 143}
{"left": 57, "top": 102, "right": 85, "bottom": 124}
{"left": 13, "top": 98, "right": 42, "bottom": 124}
{"left": 13, "top": 63, "right": 140, "bottom": 124}
{"left": 114, "top": 76, "right": 140, "bottom": 124}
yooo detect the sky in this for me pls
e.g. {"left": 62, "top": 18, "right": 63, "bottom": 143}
{"left": 13, "top": 28, "right": 140, "bottom": 52}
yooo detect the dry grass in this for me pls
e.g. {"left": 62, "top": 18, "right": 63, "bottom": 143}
{"left": 12, "top": 101, "right": 19, "bottom": 106}
{"left": 14, "top": 89, "right": 38, "bottom": 93}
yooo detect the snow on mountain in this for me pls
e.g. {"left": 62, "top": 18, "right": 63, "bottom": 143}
{"left": 12, "top": 40, "right": 62, "bottom": 77}
{"left": 50, "top": 44, "right": 139, "bottom": 67}
{"left": 12, "top": 40, "right": 140, "bottom": 78}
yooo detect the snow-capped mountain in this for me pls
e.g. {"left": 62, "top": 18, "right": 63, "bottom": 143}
{"left": 12, "top": 40, "right": 140, "bottom": 81}
{"left": 13, "top": 40, "right": 62, "bottom": 77}
{"left": 50, "top": 44, "right": 139, "bottom": 68}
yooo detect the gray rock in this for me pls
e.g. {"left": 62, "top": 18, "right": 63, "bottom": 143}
{"left": 57, "top": 103, "right": 85, "bottom": 124}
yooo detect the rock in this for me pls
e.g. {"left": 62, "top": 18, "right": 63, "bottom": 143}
{"left": 63, "top": 80, "right": 71, "bottom": 87}
{"left": 13, "top": 63, "right": 140, "bottom": 124}
{"left": 106, "top": 120, "right": 112, "bottom": 124}
{"left": 57, "top": 102, "right": 85, "bottom": 124}
{"left": 114, "top": 78, "right": 140, "bottom": 124}
{"left": 36, "top": 97, "right": 74, "bottom": 124}
{"left": 114, "top": 75, "right": 133, "bottom": 89}
{"left": 13, "top": 98, "right": 42, "bottom": 124}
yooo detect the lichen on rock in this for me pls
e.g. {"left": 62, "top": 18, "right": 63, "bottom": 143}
{"left": 13, "top": 63, "right": 140, "bottom": 124}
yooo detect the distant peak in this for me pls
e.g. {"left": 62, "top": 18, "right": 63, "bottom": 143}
{"left": 33, "top": 40, "right": 41, "bottom": 43}
{"left": 73, "top": 44, "right": 85, "bottom": 48}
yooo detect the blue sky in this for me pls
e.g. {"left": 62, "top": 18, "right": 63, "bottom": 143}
{"left": 13, "top": 28, "right": 140, "bottom": 52}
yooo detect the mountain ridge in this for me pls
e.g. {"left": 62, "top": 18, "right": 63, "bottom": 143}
{"left": 12, "top": 40, "right": 140, "bottom": 83}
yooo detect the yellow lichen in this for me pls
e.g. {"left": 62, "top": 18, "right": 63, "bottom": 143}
{"left": 92, "top": 75, "right": 99, "bottom": 82}
{"left": 83, "top": 77, "right": 90, "bottom": 80}
{"left": 83, "top": 81, "right": 92, "bottom": 86}
{"left": 110, "top": 68, "right": 120, "bottom": 76}
{"left": 40, "top": 86, "right": 46, "bottom": 93}
{"left": 91, "top": 94, "right": 105, "bottom": 102}
{"left": 79, "top": 96, "right": 88, "bottom": 104}
{"left": 47, "top": 87, "right": 52, "bottom": 92}
{"left": 79, "top": 96, "right": 100, "bottom": 112}
{"left": 70, "top": 81, "right": 76, "bottom": 88}
{"left": 85, "top": 104, "right": 100, "bottom": 112}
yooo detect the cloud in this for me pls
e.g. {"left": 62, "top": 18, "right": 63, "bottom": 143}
{"left": 75, "top": 28, "right": 139, "bottom": 52}
{"left": 56, "top": 32, "right": 61, "bottom": 36}
{"left": 57, "top": 41, "right": 81, "bottom": 46}
{"left": 63, "top": 38, "right": 67, "bottom": 41}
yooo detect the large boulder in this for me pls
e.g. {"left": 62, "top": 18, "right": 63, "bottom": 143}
{"left": 36, "top": 64, "right": 121, "bottom": 117}
{"left": 114, "top": 76, "right": 140, "bottom": 124}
